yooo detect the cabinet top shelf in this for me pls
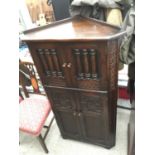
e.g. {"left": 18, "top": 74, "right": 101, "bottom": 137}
{"left": 22, "top": 15, "right": 126, "bottom": 42}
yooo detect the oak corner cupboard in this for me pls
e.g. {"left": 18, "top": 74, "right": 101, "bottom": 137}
{"left": 22, "top": 15, "right": 125, "bottom": 148}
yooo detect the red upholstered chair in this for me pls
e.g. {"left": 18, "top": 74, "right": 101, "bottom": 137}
{"left": 19, "top": 95, "right": 23, "bottom": 103}
{"left": 19, "top": 89, "right": 23, "bottom": 103}
{"left": 19, "top": 61, "right": 54, "bottom": 153}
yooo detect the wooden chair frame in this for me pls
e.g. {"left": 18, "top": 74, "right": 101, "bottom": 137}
{"left": 19, "top": 61, "right": 54, "bottom": 153}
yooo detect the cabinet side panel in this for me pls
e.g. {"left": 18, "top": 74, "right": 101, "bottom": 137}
{"left": 106, "top": 39, "right": 119, "bottom": 146}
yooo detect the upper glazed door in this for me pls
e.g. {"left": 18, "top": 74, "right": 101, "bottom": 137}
{"left": 64, "top": 42, "right": 108, "bottom": 90}
{"left": 27, "top": 42, "right": 71, "bottom": 87}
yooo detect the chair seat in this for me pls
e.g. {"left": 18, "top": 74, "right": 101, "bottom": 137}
{"left": 19, "top": 96, "right": 23, "bottom": 103}
{"left": 19, "top": 96, "right": 51, "bottom": 136}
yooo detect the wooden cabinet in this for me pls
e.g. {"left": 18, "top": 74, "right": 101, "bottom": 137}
{"left": 22, "top": 16, "right": 125, "bottom": 148}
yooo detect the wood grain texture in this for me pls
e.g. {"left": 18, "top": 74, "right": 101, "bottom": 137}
{"left": 38, "top": 49, "right": 50, "bottom": 75}
{"left": 22, "top": 16, "right": 125, "bottom": 42}
{"left": 44, "top": 49, "right": 56, "bottom": 76}
{"left": 50, "top": 49, "right": 62, "bottom": 77}
{"left": 82, "top": 49, "right": 90, "bottom": 79}
{"left": 73, "top": 49, "right": 84, "bottom": 79}
{"left": 90, "top": 49, "right": 97, "bottom": 79}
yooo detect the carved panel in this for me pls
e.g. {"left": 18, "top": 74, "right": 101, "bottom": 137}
{"left": 79, "top": 93, "right": 107, "bottom": 113}
{"left": 50, "top": 90, "right": 74, "bottom": 110}
{"left": 82, "top": 113, "right": 105, "bottom": 141}
{"left": 108, "top": 41, "right": 118, "bottom": 90}
{"left": 48, "top": 78, "right": 66, "bottom": 87}
{"left": 73, "top": 48, "right": 98, "bottom": 80}
{"left": 77, "top": 80, "right": 100, "bottom": 90}
{"left": 37, "top": 48, "right": 63, "bottom": 77}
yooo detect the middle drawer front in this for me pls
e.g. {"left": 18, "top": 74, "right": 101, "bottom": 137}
{"left": 44, "top": 86, "right": 108, "bottom": 114}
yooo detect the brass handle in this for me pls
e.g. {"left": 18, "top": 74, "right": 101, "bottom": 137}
{"left": 78, "top": 113, "right": 81, "bottom": 116}
{"left": 67, "top": 63, "right": 72, "bottom": 68}
{"left": 62, "top": 63, "right": 67, "bottom": 68}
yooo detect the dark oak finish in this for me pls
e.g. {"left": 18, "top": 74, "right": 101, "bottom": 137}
{"left": 22, "top": 15, "right": 125, "bottom": 148}
{"left": 82, "top": 49, "right": 90, "bottom": 78}
{"left": 90, "top": 49, "right": 97, "bottom": 78}
{"left": 44, "top": 49, "right": 56, "bottom": 76}
{"left": 73, "top": 49, "right": 84, "bottom": 79}
{"left": 22, "top": 16, "right": 125, "bottom": 42}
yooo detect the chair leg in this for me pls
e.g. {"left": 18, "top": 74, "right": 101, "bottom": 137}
{"left": 38, "top": 134, "right": 49, "bottom": 153}
{"left": 43, "top": 116, "right": 55, "bottom": 140}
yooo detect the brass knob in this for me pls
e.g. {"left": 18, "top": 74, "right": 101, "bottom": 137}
{"left": 73, "top": 112, "right": 76, "bottom": 116}
{"left": 67, "top": 63, "right": 72, "bottom": 68}
{"left": 78, "top": 113, "right": 81, "bottom": 116}
{"left": 62, "top": 63, "right": 67, "bottom": 68}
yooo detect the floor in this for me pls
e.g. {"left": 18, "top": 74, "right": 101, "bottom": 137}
{"left": 19, "top": 100, "right": 131, "bottom": 155}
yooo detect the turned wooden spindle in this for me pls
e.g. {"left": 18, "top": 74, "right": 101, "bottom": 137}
{"left": 82, "top": 49, "right": 90, "bottom": 79}
{"left": 50, "top": 49, "right": 62, "bottom": 77}
{"left": 37, "top": 49, "right": 50, "bottom": 75}
{"left": 73, "top": 49, "right": 84, "bottom": 79}
{"left": 45, "top": 49, "right": 57, "bottom": 76}
{"left": 90, "top": 49, "right": 98, "bottom": 79}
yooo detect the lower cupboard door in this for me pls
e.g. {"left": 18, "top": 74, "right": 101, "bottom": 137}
{"left": 75, "top": 91, "right": 114, "bottom": 147}
{"left": 79, "top": 112, "right": 107, "bottom": 145}
{"left": 54, "top": 109, "right": 81, "bottom": 139}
